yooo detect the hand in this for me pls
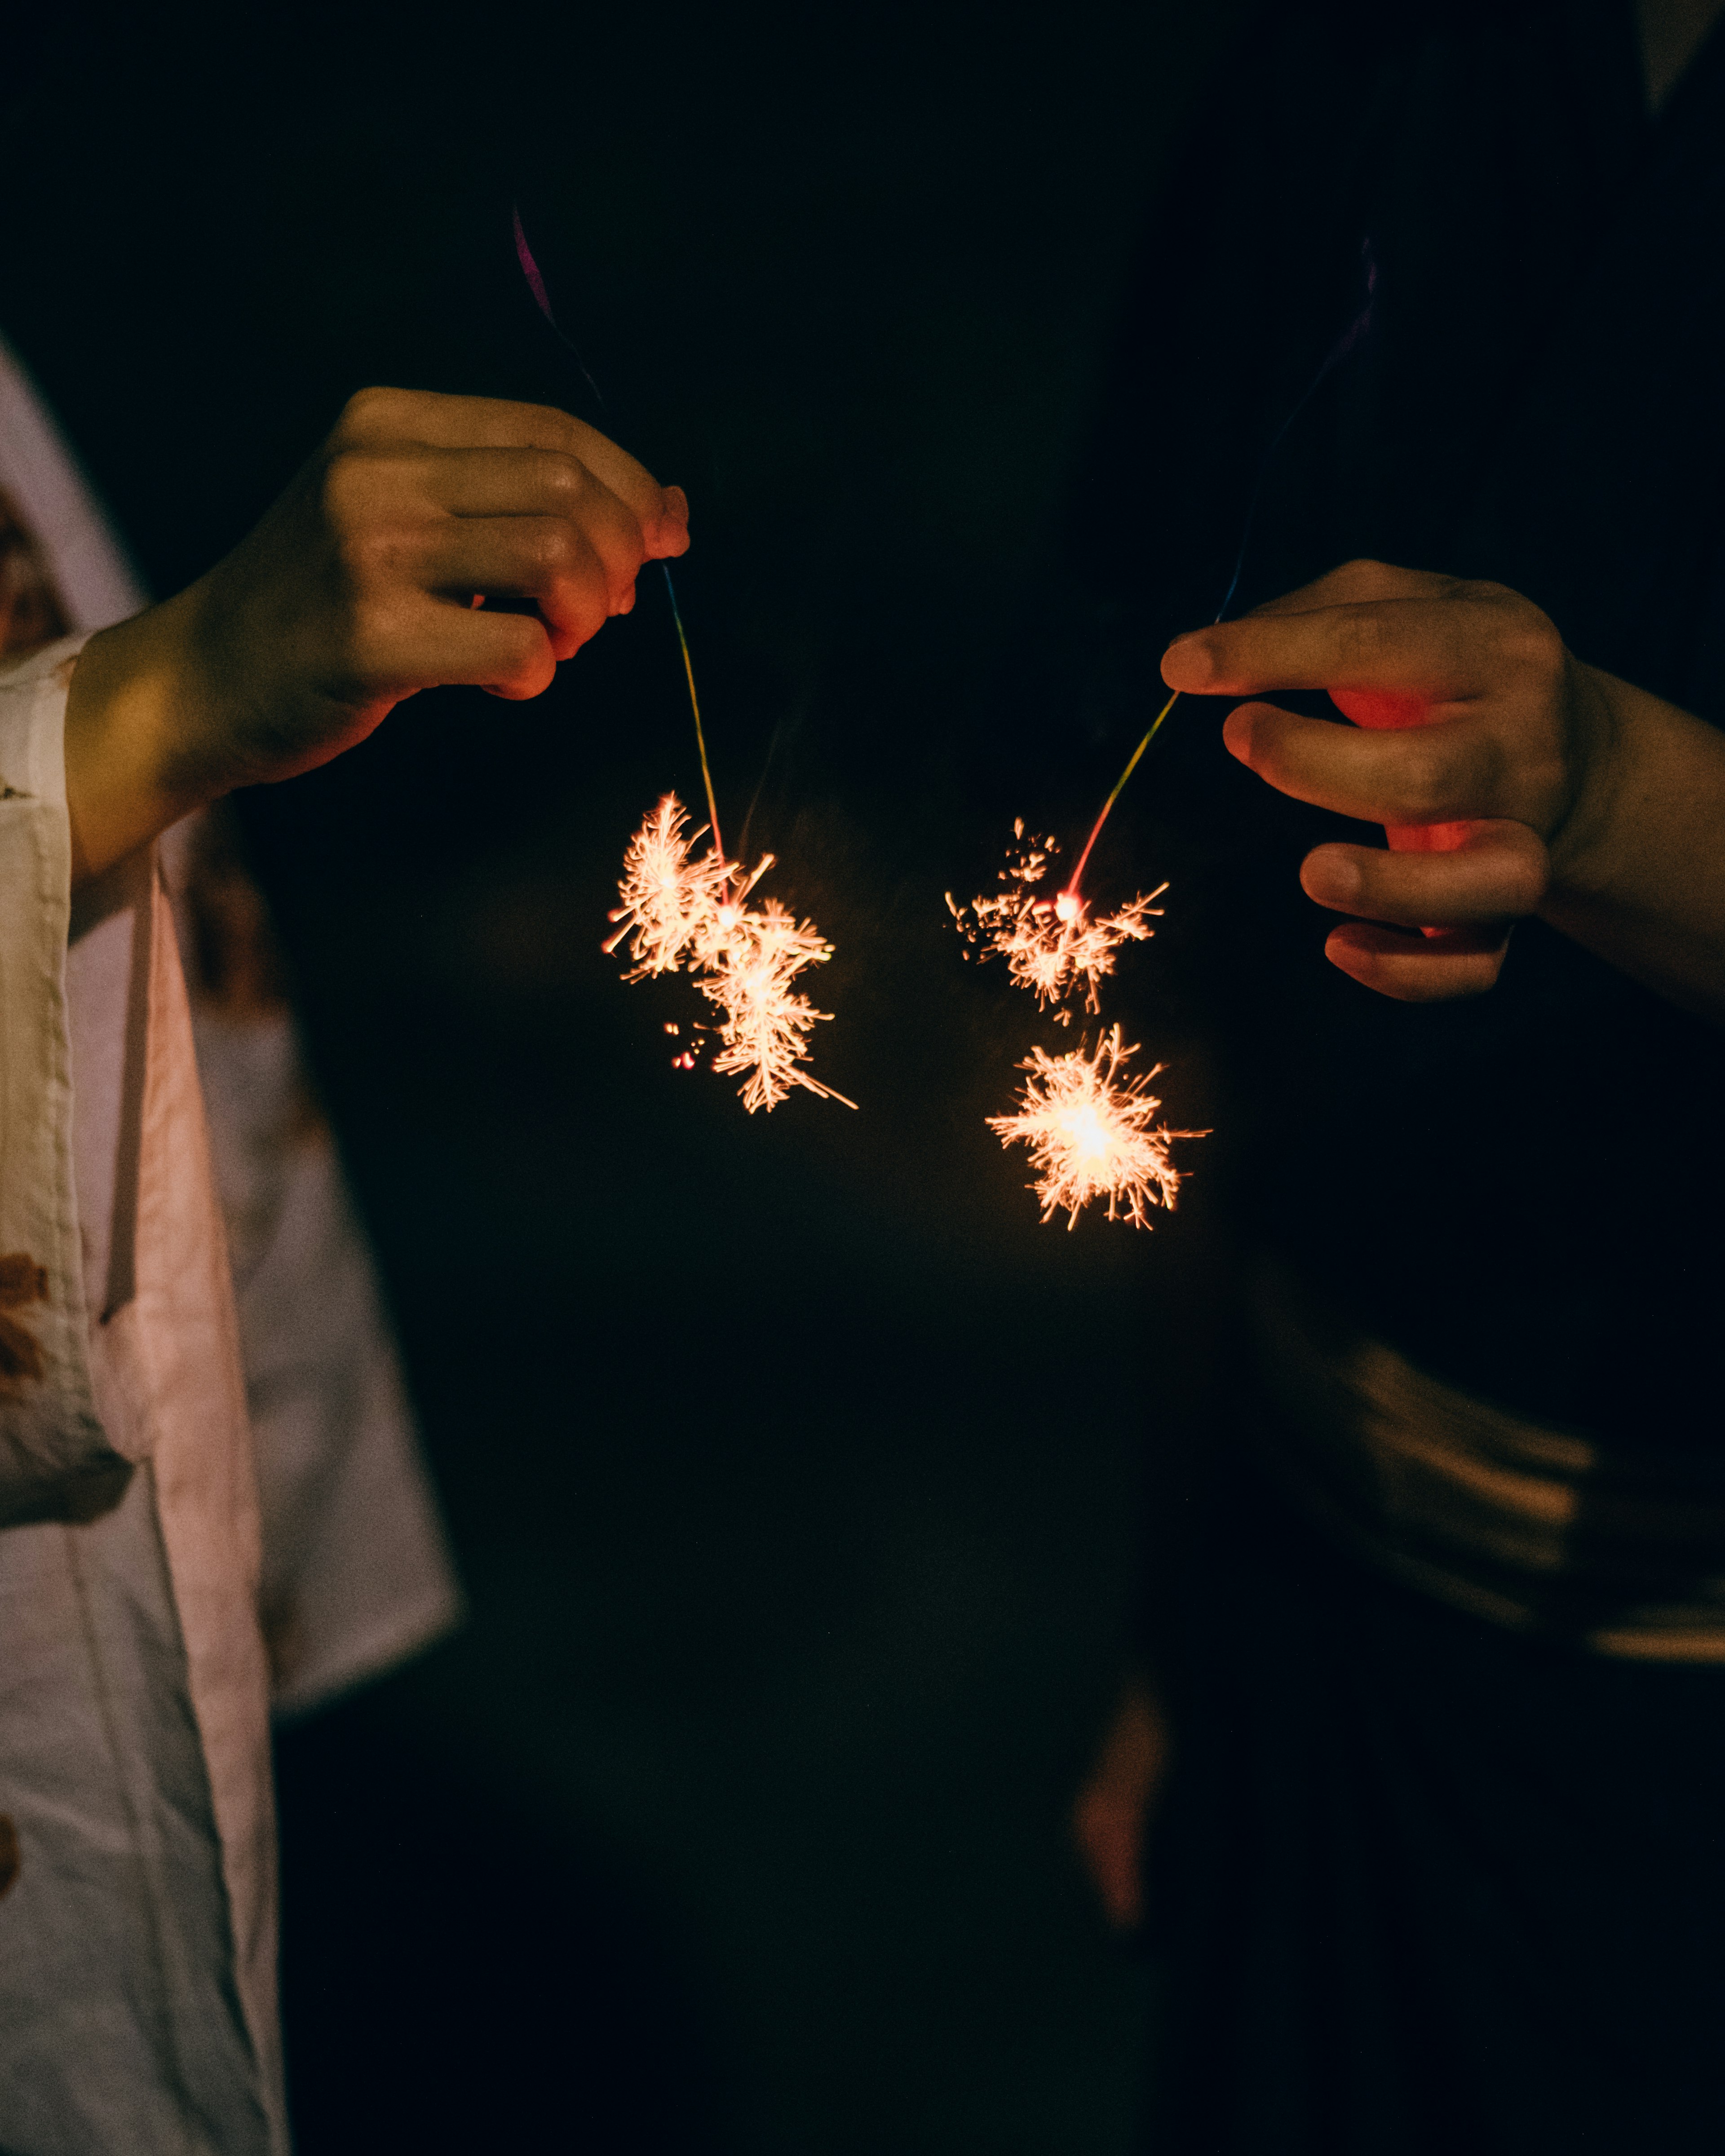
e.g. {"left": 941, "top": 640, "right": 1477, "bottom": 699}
{"left": 1161, "top": 560, "right": 1619, "bottom": 1001}
{"left": 64, "top": 387, "right": 690, "bottom": 884}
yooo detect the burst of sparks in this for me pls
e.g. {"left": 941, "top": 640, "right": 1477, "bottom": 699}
{"left": 604, "top": 795, "right": 747, "bottom": 979}
{"left": 607, "top": 795, "right": 854, "bottom": 1113}
{"left": 947, "top": 822, "right": 1165, "bottom": 1022}
{"left": 987, "top": 1026, "right": 1204, "bottom": 1230}
{"left": 699, "top": 897, "right": 850, "bottom": 1113}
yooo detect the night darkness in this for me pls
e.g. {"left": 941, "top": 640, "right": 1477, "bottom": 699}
{"left": 2, "top": 5, "right": 1247, "bottom": 2150}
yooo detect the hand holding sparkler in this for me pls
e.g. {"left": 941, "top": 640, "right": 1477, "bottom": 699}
{"left": 65, "top": 387, "right": 688, "bottom": 884}
{"left": 1158, "top": 557, "right": 1719, "bottom": 1003}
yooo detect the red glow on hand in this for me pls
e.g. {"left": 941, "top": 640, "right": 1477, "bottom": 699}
{"left": 1331, "top": 687, "right": 1471, "bottom": 854}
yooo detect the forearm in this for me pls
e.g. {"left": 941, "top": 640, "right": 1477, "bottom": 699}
{"left": 1542, "top": 668, "right": 1725, "bottom": 1022}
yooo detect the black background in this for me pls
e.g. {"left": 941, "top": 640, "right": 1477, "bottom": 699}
{"left": 5, "top": 6, "right": 1245, "bottom": 2147}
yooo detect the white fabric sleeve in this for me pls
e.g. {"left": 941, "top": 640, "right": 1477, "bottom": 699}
{"left": 0, "top": 636, "right": 130, "bottom": 1526}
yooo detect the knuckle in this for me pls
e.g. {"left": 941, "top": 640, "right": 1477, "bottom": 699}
{"left": 533, "top": 520, "right": 586, "bottom": 579}
{"left": 319, "top": 445, "right": 383, "bottom": 532}
{"left": 1335, "top": 607, "right": 1390, "bottom": 666}
{"left": 345, "top": 593, "right": 398, "bottom": 663}
{"left": 330, "top": 601, "right": 403, "bottom": 700}
{"left": 1509, "top": 612, "right": 1565, "bottom": 680}
{"left": 330, "top": 512, "right": 402, "bottom": 594}
{"left": 1474, "top": 589, "right": 1564, "bottom": 680}
{"left": 1397, "top": 740, "right": 1454, "bottom": 819}
{"left": 532, "top": 450, "right": 588, "bottom": 508}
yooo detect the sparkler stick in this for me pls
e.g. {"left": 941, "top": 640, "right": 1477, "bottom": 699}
{"left": 1062, "top": 687, "right": 1180, "bottom": 901}
{"left": 662, "top": 566, "right": 725, "bottom": 866}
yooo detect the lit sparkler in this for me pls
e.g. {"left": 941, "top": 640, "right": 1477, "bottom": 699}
{"left": 512, "top": 208, "right": 853, "bottom": 1115}
{"left": 988, "top": 1026, "right": 1203, "bottom": 1230}
{"left": 948, "top": 821, "right": 1165, "bottom": 1023}
{"left": 956, "top": 243, "right": 1379, "bottom": 1223}
{"left": 954, "top": 819, "right": 1191, "bottom": 1221}
{"left": 606, "top": 794, "right": 854, "bottom": 1113}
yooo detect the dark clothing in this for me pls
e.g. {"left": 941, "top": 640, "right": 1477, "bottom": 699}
{"left": 1077, "top": 0, "right": 1725, "bottom": 1449}
{"left": 1066, "top": 4, "right": 1725, "bottom": 2147}
{"left": 1153, "top": 1459, "right": 1725, "bottom": 2155}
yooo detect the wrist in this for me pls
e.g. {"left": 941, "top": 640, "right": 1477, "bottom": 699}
{"left": 63, "top": 587, "right": 223, "bottom": 887}
{"left": 1540, "top": 658, "right": 1632, "bottom": 903}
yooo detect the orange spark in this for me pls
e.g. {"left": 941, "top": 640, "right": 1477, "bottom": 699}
{"left": 988, "top": 1025, "right": 1203, "bottom": 1229}
{"left": 948, "top": 822, "right": 1165, "bottom": 1022}
{"left": 608, "top": 795, "right": 853, "bottom": 1113}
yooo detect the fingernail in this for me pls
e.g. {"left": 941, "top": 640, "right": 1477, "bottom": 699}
{"left": 1162, "top": 632, "right": 1210, "bottom": 687}
{"left": 1305, "top": 853, "right": 1362, "bottom": 904}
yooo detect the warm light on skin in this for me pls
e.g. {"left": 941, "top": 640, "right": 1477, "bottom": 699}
{"left": 988, "top": 1026, "right": 1204, "bottom": 1229}
{"left": 948, "top": 824, "right": 1166, "bottom": 1024}
{"left": 607, "top": 794, "right": 854, "bottom": 1111}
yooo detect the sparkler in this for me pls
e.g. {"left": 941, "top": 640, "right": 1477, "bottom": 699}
{"left": 604, "top": 794, "right": 854, "bottom": 1110}
{"left": 989, "top": 1026, "right": 1203, "bottom": 1230}
{"left": 512, "top": 208, "right": 852, "bottom": 1112}
{"left": 953, "top": 817, "right": 1194, "bottom": 1223}
{"left": 963, "top": 242, "right": 1379, "bottom": 1219}
{"left": 956, "top": 816, "right": 1199, "bottom": 1224}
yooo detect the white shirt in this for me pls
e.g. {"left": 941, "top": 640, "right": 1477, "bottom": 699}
{"left": 0, "top": 642, "right": 285, "bottom": 2152}
{"left": 0, "top": 332, "right": 458, "bottom": 2151}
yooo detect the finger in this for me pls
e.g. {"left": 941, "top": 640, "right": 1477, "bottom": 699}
{"left": 1299, "top": 820, "right": 1548, "bottom": 928}
{"left": 1223, "top": 698, "right": 1513, "bottom": 826}
{"left": 1247, "top": 559, "right": 1456, "bottom": 618}
{"left": 337, "top": 447, "right": 651, "bottom": 625}
{"left": 336, "top": 388, "right": 689, "bottom": 558}
{"left": 347, "top": 596, "right": 558, "bottom": 704}
{"left": 1162, "top": 588, "right": 1529, "bottom": 703}
{"left": 421, "top": 462, "right": 647, "bottom": 614}
{"left": 1322, "top": 919, "right": 1513, "bottom": 1001}
{"left": 417, "top": 517, "right": 619, "bottom": 654}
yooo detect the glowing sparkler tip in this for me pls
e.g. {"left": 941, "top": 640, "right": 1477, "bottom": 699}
{"left": 950, "top": 826, "right": 1165, "bottom": 1014}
